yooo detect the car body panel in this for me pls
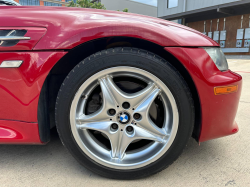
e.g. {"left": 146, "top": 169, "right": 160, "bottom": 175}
{"left": 0, "top": 6, "right": 219, "bottom": 51}
{"left": 0, "top": 120, "right": 42, "bottom": 144}
{"left": 165, "top": 47, "right": 242, "bottom": 142}
{"left": 0, "top": 6, "right": 241, "bottom": 144}
{"left": 0, "top": 51, "right": 67, "bottom": 122}
{"left": 0, "top": 27, "right": 47, "bottom": 51}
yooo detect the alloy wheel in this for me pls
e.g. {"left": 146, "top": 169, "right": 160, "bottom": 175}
{"left": 70, "top": 66, "right": 179, "bottom": 169}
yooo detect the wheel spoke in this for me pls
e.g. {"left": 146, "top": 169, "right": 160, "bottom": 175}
{"left": 115, "top": 131, "right": 133, "bottom": 160}
{"left": 132, "top": 125, "right": 167, "bottom": 143}
{"left": 136, "top": 117, "right": 166, "bottom": 136}
{"left": 77, "top": 121, "right": 122, "bottom": 159}
{"left": 134, "top": 86, "right": 161, "bottom": 113}
{"left": 108, "top": 131, "right": 121, "bottom": 158}
{"left": 127, "top": 83, "right": 158, "bottom": 108}
{"left": 99, "top": 76, "right": 123, "bottom": 107}
{"left": 77, "top": 108, "right": 109, "bottom": 123}
{"left": 77, "top": 76, "right": 121, "bottom": 123}
{"left": 134, "top": 88, "right": 166, "bottom": 136}
{"left": 100, "top": 76, "right": 159, "bottom": 108}
{"left": 77, "top": 121, "right": 112, "bottom": 132}
{"left": 112, "top": 125, "right": 167, "bottom": 160}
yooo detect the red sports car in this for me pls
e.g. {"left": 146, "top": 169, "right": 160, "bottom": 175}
{"left": 0, "top": 6, "right": 242, "bottom": 179}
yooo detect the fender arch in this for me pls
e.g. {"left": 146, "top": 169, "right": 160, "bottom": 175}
{"left": 37, "top": 36, "right": 201, "bottom": 143}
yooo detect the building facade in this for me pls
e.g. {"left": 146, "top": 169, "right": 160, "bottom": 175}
{"left": 14, "top": 0, "right": 69, "bottom": 6}
{"left": 101, "top": 0, "right": 157, "bottom": 17}
{"left": 158, "top": 0, "right": 250, "bottom": 55}
{"left": 14, "top": 0, "right": 157, "bottom": 17}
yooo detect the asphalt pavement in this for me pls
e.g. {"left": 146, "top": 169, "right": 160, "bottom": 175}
{"left": 0, "top": 57, "right": 249, "bottom": 187}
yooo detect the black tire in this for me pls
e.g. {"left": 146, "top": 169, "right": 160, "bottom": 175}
{"left": 55, "top": 47, "right": 194, "bottom": 179}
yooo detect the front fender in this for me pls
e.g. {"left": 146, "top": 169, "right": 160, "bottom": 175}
{"left": 34, "top": 19, "right": 218, "bottom": 50}
{"left": 165, "top": 47, "right": 242, "bottom": 142}
{"left": 0, "top": 6, "right": 218, "bottom": 50}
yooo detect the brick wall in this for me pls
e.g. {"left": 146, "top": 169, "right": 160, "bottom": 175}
{"left": 188, "top": 14, "right": 250, "bottom": 55}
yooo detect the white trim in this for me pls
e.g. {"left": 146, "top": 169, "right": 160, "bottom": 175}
{"left": 0, "top": 61, "right": 23, "bottom": 68}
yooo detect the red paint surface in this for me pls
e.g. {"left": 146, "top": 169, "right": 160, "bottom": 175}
{"left": 0, "top": 6, "right": 218, "bottom": 51}
{"left": 0, "top": 52, "right": 67, "bottom": 122}
{"left": 0, "top": 27, "right": 47, "bottom": 51}
{"left": 0, "top": 120, "right": 42, "bottom": 144}
{"left": 165, "top": 47, "right": 242, "bottom": 142}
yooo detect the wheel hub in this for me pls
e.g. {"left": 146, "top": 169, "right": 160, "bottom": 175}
{"left": 117, "top": 112, "right": 130, "bottom": 124}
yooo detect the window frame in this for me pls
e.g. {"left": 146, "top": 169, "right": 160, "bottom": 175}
{"left": 167, "top": 0, "right": 178, "bottom": 9}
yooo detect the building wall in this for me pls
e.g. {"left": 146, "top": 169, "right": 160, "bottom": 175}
{"left": 158, "top": 0, "right": 183, "bottom": 17}
{"left": 102, "top": 0, "right": 157, "bottom": 17}
{"left": 158, "top": 0, "right": 241, "bottom": 17}
{"left": 15, "top": 0, "right": 157, "bottom": 17}
{"left": 186, "top": 0, "right": 239, "bottom": 11}
{"left": 15, "top": 0, "right": 66, "bottom": 6}
{"left": 188, "top": 13, "right": 250, "bottom": 55}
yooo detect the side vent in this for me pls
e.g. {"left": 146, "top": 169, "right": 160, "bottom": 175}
{"left": 0, "top": 27, "right": 46, "bottom": 51}
{"left": 0, "top": 30, "right": 29, "bottom": 47}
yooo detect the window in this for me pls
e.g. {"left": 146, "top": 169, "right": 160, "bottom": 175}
{"left": 19, "top": 0, "right": 39, "bottom": 5}
{"left": 44, "top": 0, "right": 62, "bottom": 6}
{"left": 65, "top": 0, "right": 76, "bottom": 3}
{"left": 168, "top": 0, "right": 178, "bottom": 8}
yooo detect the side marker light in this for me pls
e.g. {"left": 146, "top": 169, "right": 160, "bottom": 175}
{"left": 214, "top": 85, "right": 238, "bottom": 95}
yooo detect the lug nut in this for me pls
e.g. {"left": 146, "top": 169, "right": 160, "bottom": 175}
{"left": 133, "top": 113, "right": 141, "bottom": 120}
{"left": 108, "top": 109, "right": 116, "bottom": 116}
{"left": 111, "top": 123, "right": 118, "bottom": 130}
{"left": 126, "top": 126, "right": 134, "bottom": 133}
{"left": 122, "top": 102, "right": 130, "bottom": 109}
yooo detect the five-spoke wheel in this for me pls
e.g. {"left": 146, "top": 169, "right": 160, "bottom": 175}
{"left": 70, "top": 67, "right": 178, "bottom": 168}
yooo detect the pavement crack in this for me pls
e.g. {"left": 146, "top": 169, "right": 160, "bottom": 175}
{"left": 225, "top": 180, "right": 236, "bottom": 186}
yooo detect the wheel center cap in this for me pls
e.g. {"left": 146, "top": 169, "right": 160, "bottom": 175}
{"left": 118, "top": 112, "right": 130, "bottom": 124}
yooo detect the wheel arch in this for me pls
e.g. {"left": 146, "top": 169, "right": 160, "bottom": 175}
{"left": 38, "top": 36, "right": 201, "bottom": 143}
